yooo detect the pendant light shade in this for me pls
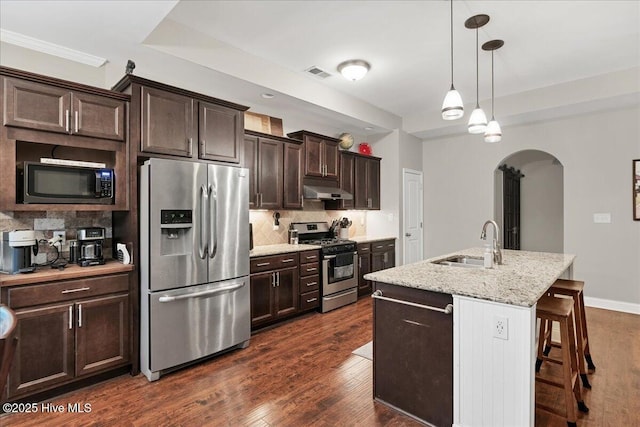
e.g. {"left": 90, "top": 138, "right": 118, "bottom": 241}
{"left": 468, "top": 107, "right": 488, "bottom": 134}
{"left": 484, "top": 119, "right": 502, "bottom": 143}
{"left": 465, "top": 15, "right": 489, "bottom": 134}
{"left": 482, "top": 39, "right": 504, "bottom": 143}
{"left": 442, "top": 0, "right": 464, "bottom": 120}
{"left": 442, "top": 86, "right": 464, "bottom": 120}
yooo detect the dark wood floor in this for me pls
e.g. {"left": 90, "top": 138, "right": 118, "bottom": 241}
{"left": 1, "top": 299, "right": 638, "bottom": 426}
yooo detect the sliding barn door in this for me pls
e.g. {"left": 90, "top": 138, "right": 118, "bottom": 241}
{"left": 500, "top": 165, "right": 524, "bottom": 250}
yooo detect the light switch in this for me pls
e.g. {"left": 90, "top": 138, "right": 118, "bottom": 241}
{"left": 593, "top": 213, "right": 611, "bottom": 223}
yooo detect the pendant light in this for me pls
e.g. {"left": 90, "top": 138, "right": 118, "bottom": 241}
{"left": 441, "top": 0, "right": 463, "bottom": 120}
{"left": 465, "top": 14, "right": 489, "bottom": 134}
{"left": 482, "top": 39, "right": 504, "bottom": 143}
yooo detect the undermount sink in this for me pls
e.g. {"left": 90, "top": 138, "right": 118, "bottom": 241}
{"left": 432, "top": 255, "right": 485, "bottom": 269}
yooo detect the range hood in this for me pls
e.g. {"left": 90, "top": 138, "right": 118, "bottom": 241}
{"left": 303, "top": 185, "right": 353, "bottom": 201}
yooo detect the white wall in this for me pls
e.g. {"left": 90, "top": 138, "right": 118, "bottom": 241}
{"left": 423, "top": 106, "right": 640, "bottom": 306}
{"left": 398, "top": 131, "right": 423, "bottom": 264}
{"left": 366, "top": 131, "right": 400, "bottom": 266}
{"left": 0, "top": 42, "right": 106, "bottom": 87}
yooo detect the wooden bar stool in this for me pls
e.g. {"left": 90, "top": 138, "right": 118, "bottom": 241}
{"left": 538, "top": 279, "right": 595, "bottom": 389}
{"left": 535, "top": 295, "right": 589, "bottom": 427}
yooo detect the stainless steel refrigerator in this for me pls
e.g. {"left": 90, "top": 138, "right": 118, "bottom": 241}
{"left": 140, "top": 158, "right": 250, "bottom": 381}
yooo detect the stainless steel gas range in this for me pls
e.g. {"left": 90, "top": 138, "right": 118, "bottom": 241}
{"left": 292, "top": 222, "right": 358, "bottom": 312}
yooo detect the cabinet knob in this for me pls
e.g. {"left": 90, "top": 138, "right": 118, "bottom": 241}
{"left": 405, "top": 233, "right": 411, "bottom": 237}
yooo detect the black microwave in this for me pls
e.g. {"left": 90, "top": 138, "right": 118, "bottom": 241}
{"left": 18, "top": 162, "right": 114, "bottom": 204}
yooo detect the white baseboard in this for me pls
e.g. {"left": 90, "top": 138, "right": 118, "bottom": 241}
{"left": 584, "top": 296, "right": 640, "bottom": 314}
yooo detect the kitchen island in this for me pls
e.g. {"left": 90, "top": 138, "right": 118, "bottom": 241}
{"left": 365, "top": 248, "right": 575, "bottom": 427}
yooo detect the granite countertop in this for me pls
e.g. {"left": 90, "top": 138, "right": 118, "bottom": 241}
{"left": 250, "top": 236, "right": 397, "bottom": 257}
{"left": 351, "top": 236, "right": 397, "bottom": 244}
{"left": 250, "top": 243, "right": 321, "bottom": 258}
{"left": 0, "top": 260, "right": 134, "bottom": 288}
{"left": 364, "top": 247, "right": 576, "bottom": 307}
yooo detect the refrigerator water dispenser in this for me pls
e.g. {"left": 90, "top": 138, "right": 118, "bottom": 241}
{"left": 160, "top": 209, "right": 193, "bottom": 256}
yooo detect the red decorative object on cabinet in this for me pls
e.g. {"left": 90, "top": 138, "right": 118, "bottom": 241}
{"left": 358, "top": 143, "right": 372, "bottom": 155}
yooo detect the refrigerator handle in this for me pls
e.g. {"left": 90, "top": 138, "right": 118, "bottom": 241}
{"left": 209, "top": 184, "right": 218, "bottom": 259}
{"left": 199, "top": 184, "right": 208, "bottom": 259}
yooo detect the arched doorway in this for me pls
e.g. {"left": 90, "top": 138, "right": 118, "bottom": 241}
{"left": 494, "top": 150, "right": 564, "bottom": 253}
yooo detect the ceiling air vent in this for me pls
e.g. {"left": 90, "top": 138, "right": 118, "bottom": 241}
{"left": 305, "top": 66, "right": 332, "bottom": 79}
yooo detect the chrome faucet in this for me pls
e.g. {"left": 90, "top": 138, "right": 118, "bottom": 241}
{"left": 480, "top": 220, "right": 503, "bottom": 265}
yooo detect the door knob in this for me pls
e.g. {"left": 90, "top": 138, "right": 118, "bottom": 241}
{"left": 405, "top": 233, "right": 412, "bottom": 237}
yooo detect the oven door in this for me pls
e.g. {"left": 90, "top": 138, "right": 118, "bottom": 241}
{"left": 322, "top": 252, "right": 358, "bottom": 295}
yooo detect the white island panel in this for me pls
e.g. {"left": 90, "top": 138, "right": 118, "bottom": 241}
{"left": 454, "top": 295, "right": 536, "bottom": 427}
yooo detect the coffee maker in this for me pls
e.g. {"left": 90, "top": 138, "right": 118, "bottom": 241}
{"left": 75, "top": 227, "right": 106, "bottom": 267}
{"left": 0, "top": 230, "right": 38, "bottom": 274}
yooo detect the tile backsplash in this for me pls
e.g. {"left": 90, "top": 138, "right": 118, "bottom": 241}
{"left": 0, "top": 211, "right": 112, "bottom": 263}
{"left": 250, "top": 203, "right": 367, "bottom": 246}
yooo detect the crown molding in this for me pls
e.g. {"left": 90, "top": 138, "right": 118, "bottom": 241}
{"left": 0, "top": 29, "right": 107, "bottom": 67}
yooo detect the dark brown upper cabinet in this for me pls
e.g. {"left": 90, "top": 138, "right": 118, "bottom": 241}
{"left": 112, "top": 74, "right": 248, "bottom": 163}
{"left": 4, "top": 77, "right": 126, "bottom": 141}
{"left": 243, "top": 130, "right": 303, "bottom": 210}
{"left": 355, "top": 155, "right": 381, "bottom": 210}
{"left": 1, "top": 66, "right": 130, "bottom": 211}
{"left": 287, "top": 130, "right": 340, "bottom": 180}
{"left": 199, "top": 101, "right": 242, "bottom": 163}
{"left": 141, "top": 86, "right": 196, "bottom": 157}
{"left": 245, "top": 135, "right": 282, "bottom": 209}
{"left": 283, "top": 142, "right": 303, "bottom": 209}
{"left": 326, "top": 151, "right": 381, "bottom": 211}
{"left": 326, "top": 152, "right": 356, "bottom": 210}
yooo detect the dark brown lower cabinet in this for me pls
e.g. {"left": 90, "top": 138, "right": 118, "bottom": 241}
{"left": 250, "top": 267, "right": 299, "bottom": 328}
{"left": 9, "top": 303, "right": 75, "bottom": 398}
{"left": 373, "top": 282, "right": 453, "bottom": 427}
{"left": 8, "top": 293, "right": 129, "bottom": 398}
{"left": 371, "top": 239, "right": 395, "bottom": 272}
{"left": 75, "top": 294, "right": 129, "bottom": 377}
{"left": 358, "top": 240, "right": 395, "bottom": 297}
{"left": 357, "top": 243, "right": 372, "bottom": 297}
{"left": 4, "top": 273, "right": 131, "bottom": 400}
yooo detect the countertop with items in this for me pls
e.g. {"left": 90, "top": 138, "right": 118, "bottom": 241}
{"left": 250, "top": 243, "right": 322, "bottom": 258}
{"left": 0, "top": 260, "right": 134, "bottom": 288}
{"left": 250, "top": 236, "right": 397, "bottom": 258}
{"left": 350, "top": 236, "right": 397, "bottom": 244}
{"left": 364, "top": 247, "right": 575, "bottom": 307}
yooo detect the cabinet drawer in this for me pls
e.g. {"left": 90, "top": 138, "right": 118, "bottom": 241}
{"left": 372, "top": 240, "right": 395, "bottom": 252}
{"left": 8, "top": 274, "right": 129, "bottom": 309}
{"left": 300, "top": 275, "right": 320, "bottom": 292}
{"left": 357, "top": 243, "right": 371, "bottom": 253}
{"left": 300, "top": 290, "right": 320, "bottom": 311}
{"left": 300, "top": 262, "right": 319, "bottom": 277}
{"left": 299, "top": 250, "right": 320, "bottom": 263}
{"left": 251, "top": 253, "right": 299, "bottom": 273}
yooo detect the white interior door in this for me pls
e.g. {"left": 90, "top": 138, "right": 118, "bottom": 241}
{"left": 403, "top": 168, "right": 423, "bottom": 265}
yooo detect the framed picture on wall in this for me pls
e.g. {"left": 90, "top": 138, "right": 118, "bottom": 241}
{"left": 634, "top": 159, "right": 640, "bottom": 221}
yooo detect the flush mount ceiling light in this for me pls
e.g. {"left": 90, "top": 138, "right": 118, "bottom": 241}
{"left": 465, "top": 14, "right": 490, "bottom": 134}
{"left": 441, "top": 0, "right": 464, "bottom": 120}
{"left": 337, "top": 60, "right": 370, "bottom": 81}
{"left": 483, "top": 39, "right": 504, "bottom": 143}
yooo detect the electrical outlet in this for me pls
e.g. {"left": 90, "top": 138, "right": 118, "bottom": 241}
{"left": 493, "top": 315, "right": 509, "bottom": 340}
{"left": 53, "top": 230, "right": 66, "bottom": 246}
